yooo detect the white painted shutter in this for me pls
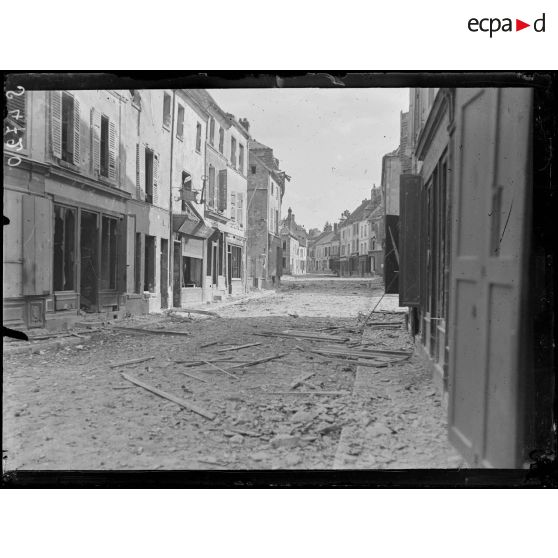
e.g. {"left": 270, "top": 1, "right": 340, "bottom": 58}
{"left": 108, "top": 119, "right": 117, "bottom": 181}
{"left": 90, "top": 108, "right": 101, "bottom": 175}
{"left": 136, "top": 144, "right": 145, "bottom": 200}
{"left": 237, "top": 193, "right": 243, "bottom": 225}
{"left": 73, "top": 97, "right": 80, "bottom": 166}
{"left": 153, "top": 153, "right": 159, "bottom": 205}
{"left": 50, "top": 91, "right": 62, "bottom": 158}
{"left": 230, "top": 191, "right": 236, "bottom": 221}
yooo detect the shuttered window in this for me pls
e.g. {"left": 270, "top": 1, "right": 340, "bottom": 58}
{"left": 208, "top": 165, "right": 216, "bottom": 208}
{"left": 218, "top": 127, "right": 224, "bottom": 154}
{"left": 136, "top": 143, "right": 145, "bottom": 200}
{"left": 177, "top": 104, "right": 185, "bottom": 140}
{"left": 231, "top": 137, "right": 237, "bottom": 168}
{"left": 145, "top": 148, "right": 154, "bottom": 204}
{"left": 218, "top": 170, "right": 227, "bottom": 211}
{"left": 237, "top": 193, "right": 244, "bottom": 227}
{"left": 209, "top": 118, "right": 215, "bottom": 145}
{"left": 52, "top": 91, "right": 80, "bottom": 166}
{"left": 196, "top": 122, "right": 202, "bottom": 152}
{"left": 230, "top": 191, "right": 236, "bottom": 221}
{"left": 163, "top": 93, "right": 171, "bottom": 128}
{"left": 239, "top": 144, "right": 244, "bottom": 174}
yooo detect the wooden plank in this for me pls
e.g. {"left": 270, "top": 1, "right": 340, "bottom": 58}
{"left": 179, "top": 357, "right": 232, "bottom": 367}
{"left": 202, "top": 360, "right": 239, "bottom": 380}
{"left": 34, "top": 196, "right": 52, "bottom": 295}
{"left": 171, "top": 308, "right": 220, "bottom": 317}
{"left": 216, "top": 342, "right": 262, "bottom": 353}
{"left": 226, "top": 353, "right": 289, "bottom": 370}
{"left": 109, "top": 356, "right": 155, "bottom": 369}
{"left": 112, "top": 325, "right": 191, "bottom": 336}
{"left": 120, "top": 373, "right": 215, "bottom": 420}
{"left": 180, "top": 371, "right": 208, "bottom": 383}
{"left": 262, "top": 391, "right": 350, "bottom": 396}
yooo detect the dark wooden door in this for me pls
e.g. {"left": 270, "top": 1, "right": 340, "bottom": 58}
{"left": 173, "top": 241, "right": 181, "bottom": 308}
{"left": 160, "top": 238, "right": 168, "bottom": 309}
{"left": 79, "top": 210, "right": 99, "bottom": 312}
{"left": 448, "top": 88, "right": 532, "bottom": 467}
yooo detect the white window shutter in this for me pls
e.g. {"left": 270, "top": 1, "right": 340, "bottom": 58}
{"left": 90, "top": 108, "right": 101, "bottom": 175}
{"left": 153, "top": 154, "right": 159, "bottom": 205}
{"left": 73, "top": 97, "right": 81, "bottom": 166}
{"left": 136, "top": 144, "right": 145, "bottom": 200}
{"left": 230, "top": 191, "right": 236, "bottom": 221}
{"left": 50, "top": 91, "right": 62, "bottom": 158}
{"left": 108, "top": 120, "right": 118, "bottom": 181}
{"left": 237, "top": 193, "right": 243, "bottom": 225}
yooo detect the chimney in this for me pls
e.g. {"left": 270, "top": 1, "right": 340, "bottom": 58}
{"left": 334, "top": 223, "right": 338, "bottom": 233}
{"left": 239, "top": 118, "right": 250, "bottom": 133}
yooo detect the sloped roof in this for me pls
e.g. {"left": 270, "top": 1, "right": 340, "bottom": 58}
{"left": 249, "top": 139, "right": 272, "bottom": 151}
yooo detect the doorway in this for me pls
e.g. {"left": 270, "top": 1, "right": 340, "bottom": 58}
{"left": 173, "top": 241, "right": 181, "bottom": 307}
{"left": 80, "top": 210, "right": 99, "bottom": 312}
{"left": 227, "top": 246, "right": 232, "bottom": 294}
{"left": 160, "top": 238, "right": 168, "bottom": 309}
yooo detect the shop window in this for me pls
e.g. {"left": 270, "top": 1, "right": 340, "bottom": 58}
{"left": 182, "top": 256, "right": 202, "bottom": 287}
{"left": 144, "top": 235, "right": 156, "bottom": 292}
{"left": 53, "top": 205, "right": 76, "bottom": 291}
{"left": 231, "top": 246, "right": 242, "bottom": 279}
{"left": 100, "top": 216, "right": 118, "bottom": 290}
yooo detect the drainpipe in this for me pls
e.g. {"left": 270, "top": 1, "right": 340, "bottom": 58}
{"left": 168, "top": 90, "right": 176, "bottom": 308}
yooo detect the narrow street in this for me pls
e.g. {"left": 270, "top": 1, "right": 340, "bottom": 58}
{"left": 3, "top": 276, "right": 462, "bottom": 470}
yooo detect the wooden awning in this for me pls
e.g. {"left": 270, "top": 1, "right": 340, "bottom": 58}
{"left": 172, "top": 214, "right": 215, "bottom": 239}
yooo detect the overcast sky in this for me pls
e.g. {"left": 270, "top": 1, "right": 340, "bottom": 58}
{"left": 209, "top": 88, "right": 409, "bottom": 231}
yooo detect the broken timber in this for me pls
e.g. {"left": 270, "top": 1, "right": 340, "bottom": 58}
{"left": 109, "top": 356, "right": 155, "bottom": 369}
{"left": 216, "top": 342, "right": 262, "bottom": 353}
{"left": 172, "top": 308, "right": 219, "bottom": 317}
{"left": 255, "top": 330, "right": 350, "bottom": 343}
{"left": 290, "top": 371, "right": 316, "bottom": 390}
{"left": 225, "top": 353, "right": 288, "bottom": 370}
{"left": 262, "top": 390, "right": 350, "bottom": 396}
{"left": 112, "top": 326, "right": 191, "bottom": 336}
{"left": 202, "top": 360, "right": 239, "bottom": 380}
{"left": 120, "top": 373, "right": 215, "bottom": 420}
{"left": 177, "top": 357, "right": 232, "bottom": 367}
{"left": 180, "top": 371, "right": 209, "bottom": 383}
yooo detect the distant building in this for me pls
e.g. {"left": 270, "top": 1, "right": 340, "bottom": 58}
{"left": 310, "top": 224, "right": 340, "bottom": 274}
{"left": 280, "top": 207, "right": 308, "bottom": 275}
{"left": 246, "top": 139, "right": 289, "bottom": 288}
{"left": 338, "top": 193, "right": 381, "bottom": 277}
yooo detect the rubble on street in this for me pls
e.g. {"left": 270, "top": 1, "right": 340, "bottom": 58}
{"left": 3, "top": 277, "right": 462, "bottom": 470}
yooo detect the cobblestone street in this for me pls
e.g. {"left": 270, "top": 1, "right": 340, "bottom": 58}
{"left": 3, "top": 277, "right": 462, "bottom": 471}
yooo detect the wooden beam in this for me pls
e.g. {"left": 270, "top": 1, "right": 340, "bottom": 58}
{"left": 121, "top": 373, "right": 215, "bottom": 420}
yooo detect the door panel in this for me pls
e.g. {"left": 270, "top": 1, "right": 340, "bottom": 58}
{"left": 448, "top": 88, "right": 532, "bottom": 467}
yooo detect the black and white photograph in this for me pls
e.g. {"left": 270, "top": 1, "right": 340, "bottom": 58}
{"left": 2, "top": 73, "right": 556, "bottom": 484}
